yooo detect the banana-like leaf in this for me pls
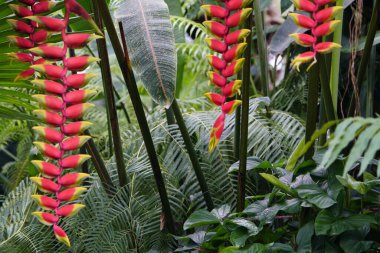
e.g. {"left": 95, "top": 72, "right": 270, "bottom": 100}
{"left": 115, "top": 0, "right": 177, "bottom": 108}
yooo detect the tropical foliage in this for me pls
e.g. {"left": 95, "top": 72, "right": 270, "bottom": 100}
{"left": 0, "top": 0, "right": 379, "bottom": 252}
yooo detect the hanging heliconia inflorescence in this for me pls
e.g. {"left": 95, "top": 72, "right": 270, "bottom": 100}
{"left": 289, "top": 0, "right": 343, "bottom": 71}
{"left": 7, "top": 0, "right": 102, "bottom": 247}
{"left": 201, "top": 0, "right": 252, "bottom": 151}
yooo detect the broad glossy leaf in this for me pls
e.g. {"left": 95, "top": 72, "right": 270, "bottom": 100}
{"left": 183, "top": 209, "right": 219, "bottom": 230}
{"left": 260, "top": 173, "right": 297, "bottom": 196}
{"left": 115, "top": 0, "right": 177, "bottom": 108}
{"left": 296, "top": 184, "right": 336, "bottom": 208}
{"left": 296, "top": 222, "right": 313, "bottom": 253}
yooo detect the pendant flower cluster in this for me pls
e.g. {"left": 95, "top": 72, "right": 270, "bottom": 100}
{"left": 289, "top": 0, "right": 342, "bottom": 71}
{"left": 7, "top": 0, "right": 102, "bottom": 247}
{"left": 201, "top": 0, "right": 252, "bottom": 151}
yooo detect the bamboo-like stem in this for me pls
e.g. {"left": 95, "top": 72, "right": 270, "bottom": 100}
{"left": 305, "top": 63, "right": 319, "bottom": 160}
{"left": 170, "top": 99, "right": 214, "bottom": 210}
{"left": 165, "top": 108, "right": 176, "bottom": 125}
{"left": 234, "top": 101, "right": 241, "bottom": 160}
{"left": 113, "top": 87, "right": 131, "bottom": 124}
{"left": 365, "top": 47, "right": 375, "bottom": 117}
{"left": 318, "top": 55, "right": 337, "bottom": 121}
{"left": 237, "top": 4, "right": 253, "bottom": 212}
{"left": 96, "top": 0, "right": 175, "bottom": 233}
{"left": 329, "top": 0, "right": 344, "bottom": 114}
{"left": 253, "top": 0, "right": 269, "bottom": 96}
{"left": 348, "top": 0, "right": 380, "bottom": 116}
{"left": 93, "top": 1, "right": 128, "bottom": 187}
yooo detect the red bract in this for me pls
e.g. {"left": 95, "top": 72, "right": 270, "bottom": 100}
{"left": 8, "top": 0, "right": 101, "bottom": 247}
{"left": 289, "top": 0, "right": 342, "bottom": 71}
{"left": 202, "top": 1, "right": 251, "bottom": 151}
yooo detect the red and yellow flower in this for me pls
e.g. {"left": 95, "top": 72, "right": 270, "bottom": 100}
{"left": 7, "top": 0, "right": 102, "bottom": 247}
{"left": 202, "top": 0, "right": 252, "bottom": 151}
{"left": 289, "top": 0, "right": 342, "bottom": 71}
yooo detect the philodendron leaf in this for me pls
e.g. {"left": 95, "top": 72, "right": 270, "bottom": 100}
{"left": 115, "top": 0, "right": 176, "bottom": 108}
{"left": 183, "top": 209, "right": 219, "bottom": 230}
{"left": 296, "top": 184, "right": 336, "bottom": 209}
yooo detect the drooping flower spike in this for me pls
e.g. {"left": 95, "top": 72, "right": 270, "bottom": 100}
{"left": 7, "top": 0, "right": 102, "bottom": 247}
{"left": 202, "top": 0, "right": 252, "bottom": 151}
{"left": 289, "top": 0, "right": 343, "bottom": 71}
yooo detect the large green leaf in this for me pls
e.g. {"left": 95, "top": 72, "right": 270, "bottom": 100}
{"left": 183, "top": 209, "right": 219, "bottom": 230}
{"left": 115, "top": 0, "right": 177, "bottom": 108}
{"left": 296, "top": 184, "right": 336, "bottom": 209}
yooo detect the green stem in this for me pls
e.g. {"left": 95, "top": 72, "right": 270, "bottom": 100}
{"left": 170, "top": 99, "right": 214, "bottom": 210}
{"left": 165, "top": 108, "right": 176, "bottom": 125}
{"left": 234, "top": 101, "right": 241, "bottom": 160}
{"left": 96, "top": 0, "right": 175, "bottom": 233}
{"left": 305, "top": 63, "right": 319, "bottom": 160}
{"left": 348, "top": 0, "right": 380, "bottom": 116}
{"left": 253, "top": 0, "right": 269, "bottom": 96}
{"left": 93, "top": 1, "right": 128, "bottom": 187}
{"left": 237, "top": 5, "right": 253, "bottom": 212}
{"left": 113, "top": 87, "right": 131, "bottom": 124}
{"left": 329, "top": 0, "right": 344, "bottom": 114}
{"left": 318, "top": 55, "right": 338, "bottom": 121}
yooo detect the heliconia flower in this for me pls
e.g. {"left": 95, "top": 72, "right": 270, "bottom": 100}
{"left": 32, "top": 1, "right": 57, "bottom": 14}
{"left": 203, "top": 21, "right": 228, "bottom": 38}
{"left": 31, "top": 195, "right": 59, "bottom": 210}
{"left": 65, "top": 56, "right": 99, "bottom": 72}
{"left": 64, "top": 33, "right": 102, "bottom": 49}
{"left": 291, "top": 0, "right": 316, "bottom": 12}
{"left": 223, "top": 43, "right": 247, "bottom": 62}
{"left": 34, "top": 141, "right": 62, "bottom": 159}
{"left": 207, "top": 55, "right": 227, "bottom": 71}
{"left": 33, "top": 58, "right": 50, "bottom": 65}
{"left": 289, "top": 33, "right": 315, "bottom": 47}
{"left": 289, "top": 0, "right": 341, "bottom": 71}
{"left": 201, "top": 5, "right": 229, "bottom": 18}
{"left": 30, "top": 177, "right": 60, "bottom": 193}
{"left": 313, "top": 20, "right": 341, "bottom": 37}
{"left": 33, "top": 109, "right": 64, "bottom": 126}
{"left": 62, "top": 121, "right": 93, "bottom": 136}
{"left": 221, "top": 100, "right": 242, "bottom": 114}
{"left": 208, "top": 113, "right": 225, "bottom": 151}
{"left": 9, "top": 4, "right": 34, "bottom": 17}
{"left": 225, "top": 8, "right": 252, "bottom": 28}
{"left": 225, "top": 29, "right": 251, "bottom": 45}
{"left": 221, "top": 58, "right": 245, "bottom": 77}
{"left": 29, "top": 45, "right": 65, "bottom": 60}
{"left": 288, "top": 13, "right": 316, "bottom": 29}
{"left": 64, "top": 103, "right": 94, "bottom": 119}
{"left": 19, "top": 0, "right": 36, "bottom": 5}
{"left": 208, "top": 71, "right": 227, "bottom": 87}
{"left": 31, "top": 79, "right": 66, "bottom": 94}
{"left": 6, "top": 52, "right": 33, "bottom": 62}
{"left": 32, "top": 94, "right": 64, "bottom": 111}
{"left": 58, "top": 173, "right": 90, "bottom": 187}
{"left": 31, "top": 160, "right": 61, "bottom": 178}
{"left": 60, "top": 154, "right": 91, "bottom": 169}
{"left": 314, "top": 42, "right": 341, "bottom": 53}
{"left": 32, "top": 212, "right": 59, "bottom": 225}
{"left": 56, "top": 204, "right": 85, "bottom": 217}
{"left": 15, "top": 69, "right": 35, "bottom": 81}
{"left": 205, "top": 38, "right": 227, "bottom": 53}
{"left": 60, "top": 136, "right": 91, "bottom": 151}
{"left": 64, "top": 90, "right": 97, "bottom": 104}
{"left": 56, "top": 187, "right": 87, "bottom": 201}
{"left": 222, "top": 80, "right": 242, "bottom": 97}
{"left": 31, "top": 64, "right": 64, "bottom": 80}
{"left": 315, "top": 0, "right": 335, "bottom": 6}
{"left": 30, "top": 30, "right": 51, "bottom": 44}
{"left": 7, "top": 36, "right": 34, "bottom": 49}
{"left": 225, "top": 0, "right": 253, "bottom": 11}
{"left": 25, "top": 16, "right": 65, "bottom": 32}
{"left": 290, "top": 51, "right": 315, "bottom": 71}
{"left": 53, "top": 225, "right": 71, "bottom": 247}
{"left": 7, "top": 19, "right": 33, "bottom": 34}
{"left": 66, "top": 0, "right": 103, "bottom": 35}
{"left": 314, "top": 7, "right": 343, "bottom": 23}
{"left": 32, "top": 126, "right": 64, "bottom": 143}
{"left": 205, "top": 92, "right": 226, "bottom": 106}
{"left": 66, "top": 73, "right": 96, "bottom": 88}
